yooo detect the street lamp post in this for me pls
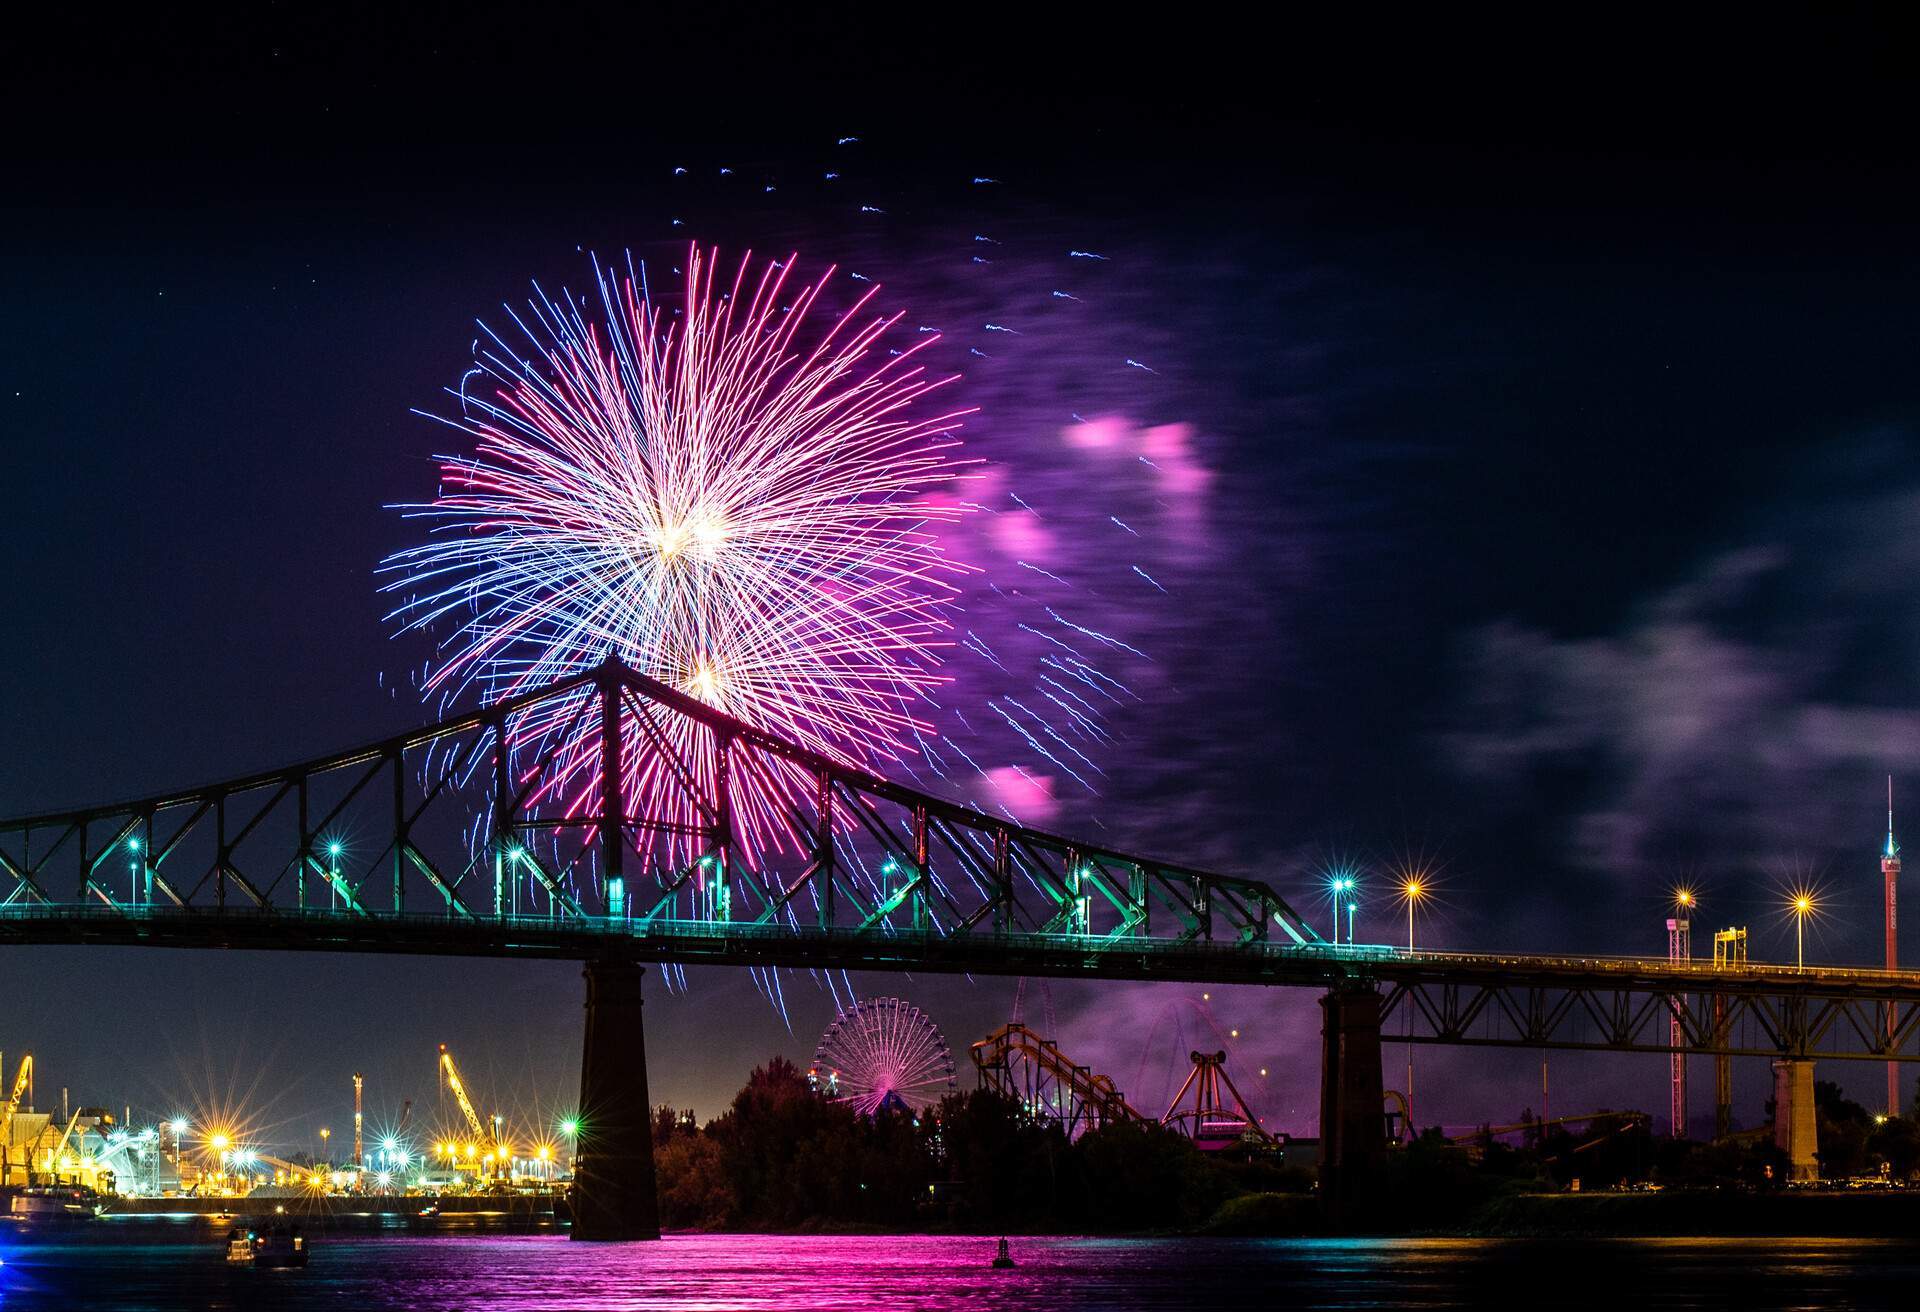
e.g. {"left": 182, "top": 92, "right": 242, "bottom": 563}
{"left": 1400, "top": 878, "right": 1429, "bottom": 1131}
{"left": 1792, "top": 894, "right": 1813, "bottom": 971}
{"left": 1327, "top": 876, "right": 1356, "bottom": 944}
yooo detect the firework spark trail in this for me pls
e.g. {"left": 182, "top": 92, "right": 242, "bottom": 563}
{"left": 383, "top": 246, "right": 979, "bottom": 858}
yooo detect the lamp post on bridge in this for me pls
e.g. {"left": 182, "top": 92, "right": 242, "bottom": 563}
{"left": 1402, "top": 878, "right": 1424, "bottom": 954}
{"left": 1400, "top": 877, "right": 1427, "bottom": 1131}
{"left": 1790, "top": 892, "right": 1815, "bottom": 972}
{"left": 1668, "top": 888, "right": 1694, "bottom": 1139}
{"left": 1326, "top": 875, "right": 1354, "bottom": 945}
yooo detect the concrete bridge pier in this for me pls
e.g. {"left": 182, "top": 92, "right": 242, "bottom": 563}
{"left": 571, "top": 958, "right": 661, "bottom": 1240}
{"left": 1771, "top": 1058, "right": 1819, "bottom": 1183}
{"left": 1319, "top": 985, "right": 1388, "bottom": 1218}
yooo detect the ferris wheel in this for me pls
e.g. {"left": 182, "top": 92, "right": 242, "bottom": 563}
{"left": 810, "top": 997, "right": 957, "bottom": 1115}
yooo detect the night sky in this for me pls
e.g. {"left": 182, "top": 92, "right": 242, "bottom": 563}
{"left": 5, "top": 10, "right": 1920, "bottom": 1149}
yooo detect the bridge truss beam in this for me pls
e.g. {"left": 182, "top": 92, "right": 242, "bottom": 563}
{"left": 0, "top": 657, "right": 1320, "bottom": 960}
{"left": 1381, "top": 976, "right": 1920, "bottom": 1062}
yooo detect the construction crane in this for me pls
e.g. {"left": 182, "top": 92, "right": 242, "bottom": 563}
{"left": 438, "top": 1044, "right": 504, "bottom": 1178}
{"left": 0, "top": 1054, "right": 30, "bottom": 1186}
{"left": 41, "top": 1108, "right": 83, "bottom": 1184}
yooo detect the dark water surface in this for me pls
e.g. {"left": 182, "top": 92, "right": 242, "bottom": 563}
{"left": 7, "top": 1230, "right": 1920, "bottom": 1310}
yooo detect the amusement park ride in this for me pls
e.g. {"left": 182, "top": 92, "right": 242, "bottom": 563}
{"left": 969, "top": 1021, "right": 1278, "bottom": 1151}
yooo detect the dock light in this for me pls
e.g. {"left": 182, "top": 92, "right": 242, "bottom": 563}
{"left": 382, "top": 1137, "right": 398, "bottom": 1153}
{"left": 537, "top": 1145, "right": 551, "bottom": 1161}
{"left": 560, "top": 1118, "right": 579, "bottom": 1137}
{"left": 208, "top": 1131, "right": 231, "bottom": 1153}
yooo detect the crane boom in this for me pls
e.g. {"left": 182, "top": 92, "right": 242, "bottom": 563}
{"left": 2, "top": 1055, "right": 33, "bottom": 1133}
{"left": 0, "top": 1055, "right": 31, "bottom": 1185}
{"left": 438, "top": 1044, "right": 487, "bottom": 1142}
{"left": 46, "top": 1108, "right": 83, "bottom": 1180}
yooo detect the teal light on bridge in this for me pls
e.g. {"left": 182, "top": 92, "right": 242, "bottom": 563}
{"left": 127, "top": 837, "right": 140, "bottom": 853}
{"left": 1325, "top": 872, "right": 1357, "bottom": 943}
{"left": 607, "top": 876, "right": 626, "bottom": 918}
{"left": 327, "top": 841, "right": 343, "bottom": 859}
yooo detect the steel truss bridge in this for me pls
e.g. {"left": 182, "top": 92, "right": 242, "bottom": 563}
{"left": 3, "top": 656, "right": 1920, "bottom": 1065}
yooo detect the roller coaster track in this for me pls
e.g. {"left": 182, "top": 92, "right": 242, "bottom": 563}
{"left": 971, "top": 1022, "right": 1143, "bottom": 1137}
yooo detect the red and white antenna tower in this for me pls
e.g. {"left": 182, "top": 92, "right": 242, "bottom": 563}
{"left": 1885, "top": 777, "right": 1901, "bottom": 1117}
{"left": 1668, "top": 890, "right": 1694, "bottom": 1138}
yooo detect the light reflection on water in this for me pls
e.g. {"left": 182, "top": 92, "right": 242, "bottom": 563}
{"left": 7, "top": 1231, "right": 1920, "bottom": 1310}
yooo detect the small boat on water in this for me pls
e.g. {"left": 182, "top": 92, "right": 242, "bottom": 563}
{"left": 10, "top": 1186, "right": 103, "bottom": 1221}
{"left": 991, "top": 1237, "right": 1016, "bottom": 1269}
{"left": 225, "top": 1224, "right": 311, "bottom": 1268}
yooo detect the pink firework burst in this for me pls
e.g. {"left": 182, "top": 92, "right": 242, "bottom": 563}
{"left": 384, "top": 246, "right": 975, "bottom": 855}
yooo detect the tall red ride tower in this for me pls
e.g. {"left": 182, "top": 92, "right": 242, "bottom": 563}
{"left": 1885, "top": 778, "right": 1901, "bottom": 1117}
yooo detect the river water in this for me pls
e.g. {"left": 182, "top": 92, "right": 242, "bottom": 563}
{"left": 7, "top": 1229, "right": 1920, "bottom": 1310}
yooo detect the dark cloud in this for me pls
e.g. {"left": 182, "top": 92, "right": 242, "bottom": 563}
{"left": 1444, "top": 462, "right": 1920, "bottom": 908}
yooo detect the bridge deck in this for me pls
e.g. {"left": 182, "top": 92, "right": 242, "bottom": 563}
{"left": 1, "top": 903, "right": 1915, "bottom": 995}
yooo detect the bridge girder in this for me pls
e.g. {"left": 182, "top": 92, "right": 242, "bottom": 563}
{"left": 0, "top": 657, "right": 1320, "bottom": 957}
